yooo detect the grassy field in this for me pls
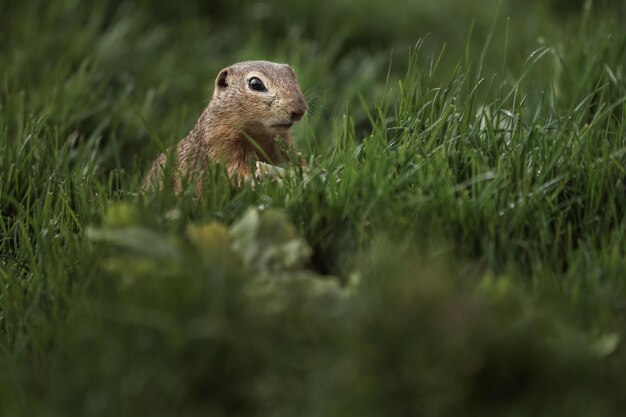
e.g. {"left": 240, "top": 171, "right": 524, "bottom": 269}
{"left": 1, "top": 0, "right": 625, "bottom": 415}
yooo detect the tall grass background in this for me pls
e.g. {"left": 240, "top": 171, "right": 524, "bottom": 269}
{"left": 1, "top": 0, "right": 625, "bottom": 415}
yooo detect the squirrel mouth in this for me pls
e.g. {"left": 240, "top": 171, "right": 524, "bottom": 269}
{"left": 272, "top": 122, "right": 293, "bottom": 129}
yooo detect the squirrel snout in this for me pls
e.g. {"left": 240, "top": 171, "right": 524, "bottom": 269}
{"left": 291, "top": 110, "right": 305, "bottom": 122}
{"left": 291, "top": 101, "right": 308, "bottom": 122}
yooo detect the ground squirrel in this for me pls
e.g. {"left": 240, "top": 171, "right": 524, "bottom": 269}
{"left": 144, "top": 60, "right": 308, "bottom": 193}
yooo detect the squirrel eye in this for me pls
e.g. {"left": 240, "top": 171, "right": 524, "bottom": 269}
{"left": 248, "top": 77, "right": 267, "bottom": 92}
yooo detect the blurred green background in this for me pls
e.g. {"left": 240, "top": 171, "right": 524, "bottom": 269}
{"left": 1, "top": 0, "right": 625, "bottom": 416}
{"left": 2, "top": 0, "right": 622, "bottom": 170}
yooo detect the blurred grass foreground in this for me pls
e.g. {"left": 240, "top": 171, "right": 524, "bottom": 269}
{"left": 1, "top": 0, "right": 626, "bottom": 416}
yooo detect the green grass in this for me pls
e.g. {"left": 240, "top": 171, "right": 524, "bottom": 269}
{"left": 1, "top": 0, "right": 626, "bottom": 416}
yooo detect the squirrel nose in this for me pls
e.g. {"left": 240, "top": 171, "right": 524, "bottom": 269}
{"left": 291, "top": 101, "right": 308, "bottom": 121}
{"left": 291, "top": 110, "right": 305, "bottom": 121}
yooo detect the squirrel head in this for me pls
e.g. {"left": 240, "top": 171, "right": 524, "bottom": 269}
{"left": 210, "top": 61, "right": 308, "bottom": 135}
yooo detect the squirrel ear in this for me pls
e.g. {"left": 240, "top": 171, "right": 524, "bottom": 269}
{"left": 216, "top": 69, "right": 229, "bottom": 89}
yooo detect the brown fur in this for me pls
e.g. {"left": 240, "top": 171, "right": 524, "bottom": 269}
{"left": 143, "top": 60, "right": 308, "bottom": 194}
